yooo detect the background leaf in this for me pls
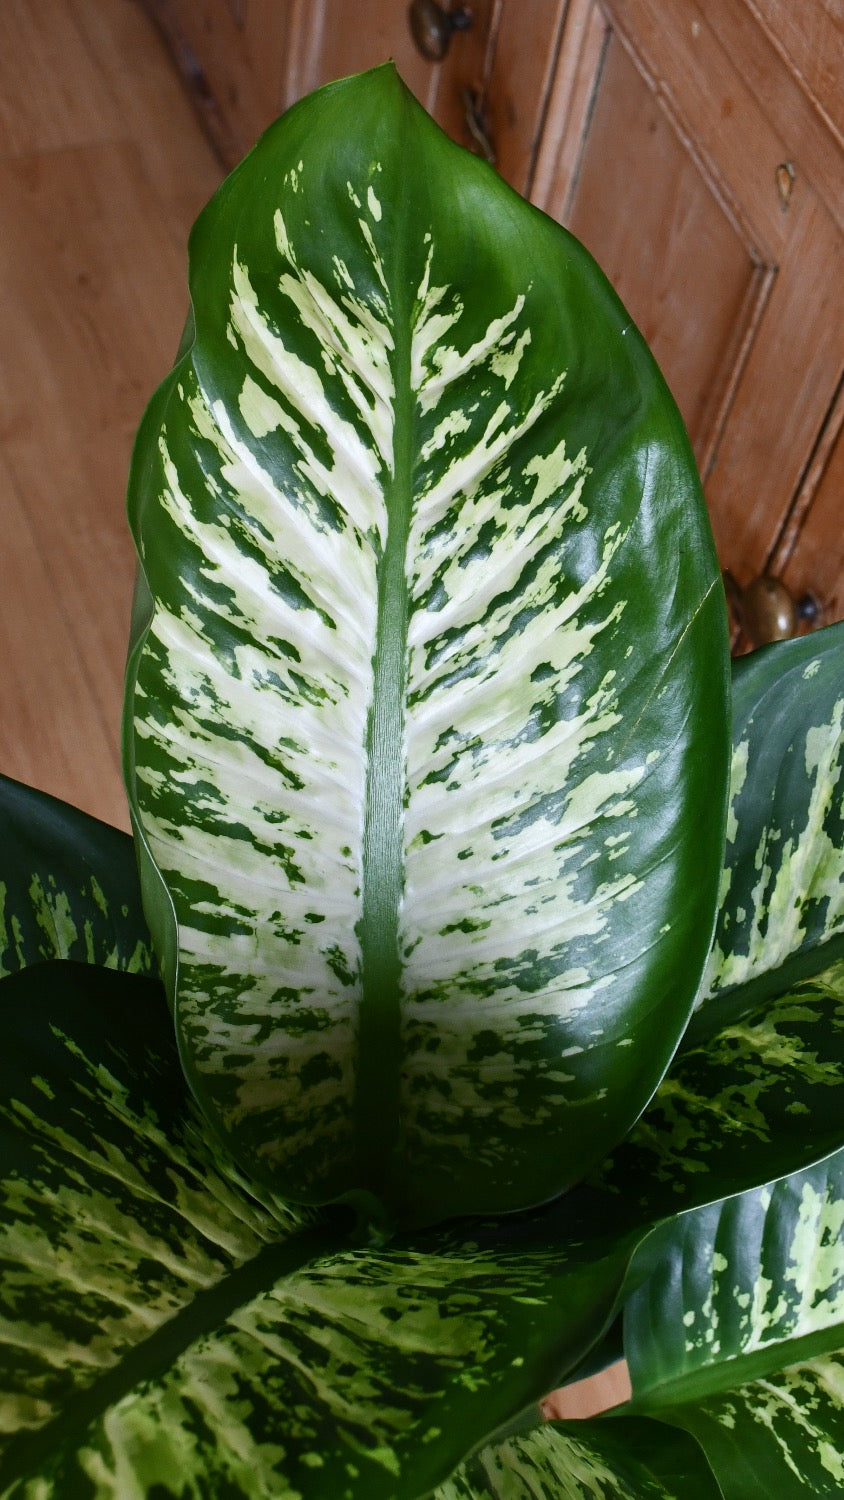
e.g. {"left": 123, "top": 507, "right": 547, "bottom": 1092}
{"left": 625, "top": 1144, "right": 844, "bottom": 1409}
{"left": 693, "top": 624, "right": 844, "bottom": 1044}
{"left": 124, "top": 62, "right": 729, "bottom": 1230}
{"left": 7, "top": 950, "right": 842, "bottom": 1493}
{"left": 0, "top": 774, "right": 153, "bottom": 979}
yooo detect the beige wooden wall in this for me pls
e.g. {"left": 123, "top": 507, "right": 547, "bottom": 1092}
{"left": 0, "top": 0, "right": 223, "bottom": 829}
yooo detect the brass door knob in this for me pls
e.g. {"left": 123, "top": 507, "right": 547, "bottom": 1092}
{"left": 724, "top": 571, "right": 821, "bottom": 649}
{"left": 408, "top": 0, "right": 472, "bottom": 61}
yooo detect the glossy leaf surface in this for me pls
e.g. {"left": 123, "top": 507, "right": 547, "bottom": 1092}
{"left": 0, "top": 959, "right": 641, "bottom": 1500}
{"left": 437, "top": 1414, "right": 721, "bottom": 1498}
{"left": 694, "top": 624, "right": 844, "bottom": 1040}
{"left": 124, "top": 63, "right": 728, "bottom": 1228}
{"left": 0, "top": 774, "right": 153, "bottom": 979}
{"left": 625, "top": 1140, "right": 844, "bottom": 1408}
{"left": 655, "top": 1352, "right": 844, "bottom": 1499}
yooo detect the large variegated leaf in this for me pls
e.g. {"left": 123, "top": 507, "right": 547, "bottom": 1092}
{"left": 625, "top": 1145, "right": 844, "bottom": 1409}
{"left": 0, "top": 957, "right": 656, "bottom": 1500}
{"left": 651, "top": 1351, "right": 844, "bottom": 1498}
{"left": 693, "top": 623, "right": 844, "bottom": 1042}
{"left": 124, "top": 63, "right": 729, "bottom": 1229}
{"left": 436, "top": 1414, "right": 721, "bottom": 1498}
{"left": 0, "top": 775, "right": 153, "bottom": 979}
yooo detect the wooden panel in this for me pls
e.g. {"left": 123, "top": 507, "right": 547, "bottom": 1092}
{"left": 734, "top": 0, "right": 844, "bottom": 176}
{"left": 533, "top": 0, "right": 844, "bottom": 599}
{"left": 142, "top": 0, "right": 300, "bottom": 164}
{"left": 69, "top": 0, "right": 223, "bottom": 244}
{"left": 0, "top": 140, "right": 189, "bottom": 815}
{"left": 0, "top": 0, "right": 123, "bottom": 155}
{"left": 0, "top": 451, "right": 128, "bottom": 828}
{"left": 602, "top": 0, "right": 842, "bottom": 238}
{"left": 481, "top": 0, "right": 570, "bottom": 195}
{"left": 532, "top": 0, "right": 610, "bottom": 214}
{"left": 777, "top": 387, "right": 844, "bottom": 628}
{"left": 425, "top": 0, "right": 500, "bottom": 155}
{"left": 565, "top": 33, "right": 766, "bottom": 460}
{"left": 703, "top": 192, "right": 843, "bottom": 582}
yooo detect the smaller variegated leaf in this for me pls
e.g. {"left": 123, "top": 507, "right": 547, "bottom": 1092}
{"left": 436, "top": 1414, "right": 721, "bottom": 1499}
{"left": 693, "top": 623, "right": 844, "bottom": 1042}
{"left": 624, "top": 1146, "right": 844, "bottom": 1409}
{"left": 651, "top": 1351, "right": 844, "bottom": 1499}
{"left": 0, "top": 775, "right": 154, "bottom": 979}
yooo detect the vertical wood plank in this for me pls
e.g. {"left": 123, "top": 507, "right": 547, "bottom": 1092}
{"left": 483, "top": 0, "right": 570, "bottom": 197}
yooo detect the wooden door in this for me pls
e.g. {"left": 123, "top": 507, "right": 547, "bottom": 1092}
{"left": 142, "top": 0, "right": 500, "bottom": 165}
{"left": 490, "top": 0, "right": 844, "bottom": 631}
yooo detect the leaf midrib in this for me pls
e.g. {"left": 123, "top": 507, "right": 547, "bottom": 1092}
{"left": 354, "top": 159, "right": 415, "bottom": 1220}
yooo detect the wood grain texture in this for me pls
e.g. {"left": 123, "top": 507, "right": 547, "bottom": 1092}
{"left": 0, "top": 0, "right": 123, "bottom": 156}
{"left": 483, "top": 0, "right": 570, "bottom": 196}
{"left": 564, "top": 32, "right": 762, "bottom": 459}
{"left": 779, "top": 390, "right": 844, "bottom": 627}
{"left": 0, "top": 449, "right": 126, "bottom": 827}
{"left": 746, "top": 0, "right": 843, "bottom": 143}
{"left": 0, "top": 0, "right": 222, "bottom": 827}
{"left": 534, "top": 0, "right": 843, "bottom": 610}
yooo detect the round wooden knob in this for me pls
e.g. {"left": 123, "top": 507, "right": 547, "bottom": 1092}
{"left": 742, "top": 575, "right": 797, "bottom": 645}
{"left": 408, "top": 0, "right": 473, "bottom": 61}
{"left": 729, "top": 574, "right": 821, "bottom": 649}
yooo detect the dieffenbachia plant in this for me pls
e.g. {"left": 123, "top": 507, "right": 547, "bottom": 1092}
{"left": 1, "top": 64, "right": 842, "bottom": 1498}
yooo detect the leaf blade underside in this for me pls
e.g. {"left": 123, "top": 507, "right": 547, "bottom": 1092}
{"left": 125, "top": 64, "right": 729, "bottom": 1228}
